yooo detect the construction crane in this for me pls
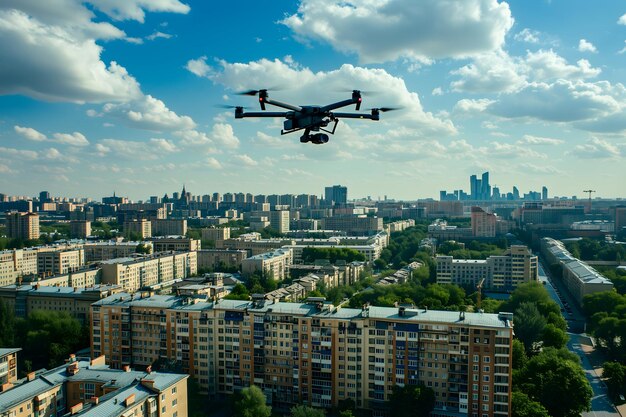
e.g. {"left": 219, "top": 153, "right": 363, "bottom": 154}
{"left": 476, "top": 278, "right": 485, "bottom": 310}
{"left": 583, "top": 189, "right": 596, "bottom": 213}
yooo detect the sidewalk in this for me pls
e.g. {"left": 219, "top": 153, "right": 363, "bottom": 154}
{"left": 576, "top": 334, "right": 626, "bottom": 417}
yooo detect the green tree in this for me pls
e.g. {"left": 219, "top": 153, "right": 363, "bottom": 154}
{"left": 232, "top": 385, "right": 271, "bottom": 417}
{"left": 135, "top": 243, "right": 152, "bottom": 254}
{"left": 516, "top": 348, "right": 592, "bottom": 417}
{"left": 0, "top": 298, "right": 15, "bottom": 346}
{"left": 290, "top": 405, "right": 325, "bottom": 417}
{"left": 512, "top": 339, "right": 528, "bottom": 370}
{"left": 512, "top": 392, "right": 550, "bottom": 417}
{"left": 541, "top": 323, "right": 568, "bottom": 349}
{"left": 338, "top": 411, "right": 354, "bottom": 417}
{"left": 15, "top": 310, "right": 88, "bottom": 370}
{"left": 514, "top": 302, "right": 547, "bottom": 352}
{"left": 226, "top": 284, "right": 250, "bottom": 300}
{"left": 603, "top": 361, "right": 625, "bottom": 400}
{"left": 388, "top": 384, "right": 435, "bottom": 417}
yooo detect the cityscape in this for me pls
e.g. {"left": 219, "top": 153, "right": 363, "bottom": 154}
{"left": 1, "top": 2, "right": 626, "bottom": 417}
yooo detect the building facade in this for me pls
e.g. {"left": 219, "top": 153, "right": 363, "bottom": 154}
{"left": 241, "top": 248, "right": 293, "bottom": 281}
{"left": 436, "top": 246, "right": 538, "bottom": 291}
{"left": 471, "top": 207, "right": 497, "bottom": 238}
{"left": 70, "top": 220, "right": 92, "bottom": 238}
{"left": 151, "top": 219, "right": 188, "bottom": 237}
{"left": 124, "top": 219, "right": 152, "bottom": 239}
{"left": 150, "top": 237, "right": 200, "bottom": 253}
{"left": 0, "top": 354, "right": 188, "bottom": 417}
{"left": 197, "top": 249, "right": 247, "bottom": 271}
{"left": 37, "top": 248, "right": 85, "bottom": 277}
{"left": 100, "top": 252, "right": 197, "bottom": 293}
{"left": 5, "top": 211, "right": 40, "bottom": 240}
{"left": 91, "top": 296, "right": 513, "bottom": 417}
{"left": 0, "top": 348, "right": 20, "bottom": 385}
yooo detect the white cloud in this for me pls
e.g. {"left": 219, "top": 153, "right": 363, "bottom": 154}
{"left": 449, "top": 48, "right": 601, "bottom": 94}
{"left": 14, "top": 125, "right": 46, "bottom": 141}
{"left": 454, "top": 98, "right": 495, "bottom": 113}
{"left": 174, "top": 129, "right": 212, "bottom": 146}
{"left": 578, "top": 39, "right": 597, "bottom": 53}
{"left": 517, "top": 163, "right": 563, "bottom": 174}
{"left": 486, "top": 79, "right": 623, "bottom": 124}
{"left": 569, "top": 138, "right": 622, "bottom": 159}
{"left": 146, "top": 31, "right": 172, "bottom": 41}
{"left": 619, "top": 41, "right": 626, "bottom": 54}
{"left": 232, "top": 154, "right": 258, "bottom": 166}
{"left": 149, "top": 138, "right": 178, "bottom": 152}
{"left": 0, "top": 9, "right": 141, "bottom": 103}
{"left": 451, "top": 50, "right": 526, "bottom": 93}
{"left": 0, "top": 146, "right": 38, "bottom": 160}
{"left": 432, "top": 87, "right": 443, "bottom": 96}
{"left": 185, "top": 56, "right": 212, "bottom": 77}
{"left": 52, "top": 132, "right": 89, "bottom": 146}
{"left": 206, "top": 157, "right": 223, "bottom": 169}
{"left": 211, "top": 123, "right": 239, "bottom": 148}
{"left": 102, "top": 95, "right": 196, "bottom": 131}
{"left": 87, "top": 0, "right": 190, "bottom": 23}
{"left": 517, "top": 135, "right": 564, "bottom": 146}
{"left": 618, "top": 14, "right": 626, "bottom": 25}
{"left": 98, "top": 138, "right": 179, "bottom": 159}
{"left": 0, "top": 163, "right": 13, "bottom": 173}
{"left": 281, "top": 0, "right": 514, "bottom": 63}
{"left": 514, "top": 28, "right": 540, "bottom": 43}
{"left": 0, "top": 1, "right": 189, "bottom": 103}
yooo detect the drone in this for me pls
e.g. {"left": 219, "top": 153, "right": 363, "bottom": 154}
{"left": 230, "top": 89, "right": 396, "bottom": 144}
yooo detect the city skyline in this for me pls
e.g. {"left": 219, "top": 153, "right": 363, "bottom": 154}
{"left": 1, "top": 1, "right": 626, "bottom": 200}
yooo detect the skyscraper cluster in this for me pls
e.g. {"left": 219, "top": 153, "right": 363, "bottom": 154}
{"left": 439, "top": 172, "right": 548, "bottom": 202}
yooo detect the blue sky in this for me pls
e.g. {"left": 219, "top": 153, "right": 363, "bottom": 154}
{"left": 0, "top": 0, "right": 625, "bottom": 201}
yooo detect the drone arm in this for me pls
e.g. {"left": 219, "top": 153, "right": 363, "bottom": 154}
{"left": 236, "top": 111, "right": 290, "bottom": 119}
{"left": 263, "top": 98, "right": 303, "bottom": 112}
{"left": 331, "top": 112, "right": 379, "bottom": 121}
{"left": 320, "top": 98, "right": 360, "bottom": 112}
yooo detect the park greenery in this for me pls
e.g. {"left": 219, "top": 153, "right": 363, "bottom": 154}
{"left": 436, "top": 239, "right": 506, "bottom": 259}
{"left": 565, "top": 238, "right": 625, "bottom": 262}
{"left": 301, "top": 247, "right": 366, "bottom": 264}
{"left": 0, "top": 299, "right": 90, "bottom": 373}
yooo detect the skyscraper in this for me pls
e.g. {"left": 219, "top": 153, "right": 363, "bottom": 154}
{"left": 470, "top": 175, "right": 478, "bottom": 199}
{"left": 542, "top": 186, "right": 548, "bottom": 201}
{"left": 325, "top": 185, "right": 348, "bottom": 206}
{"left": 481, "top": 171, "right": 491, "bottom": 200}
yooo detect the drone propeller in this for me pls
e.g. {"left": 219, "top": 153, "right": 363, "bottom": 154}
{"left": 237, "top": 86, "right": 284, "bottom": 96}
{"left": 215, "top": 104, "right": 251, "bottom": 109}
{"left": 368, "top": 107, "right": 401, "bottom": 112}
{"left": 336, "top": 88, "right": 380, "bottom": 95}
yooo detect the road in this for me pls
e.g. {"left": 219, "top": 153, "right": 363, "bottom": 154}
{"left": 568, "top": 334, "right": 620, "bottom": 417}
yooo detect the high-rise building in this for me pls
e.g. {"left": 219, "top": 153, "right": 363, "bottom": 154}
{"left": 123, "top": 219, "right": 152, "bottom": 239}
{"left": 614, "top": 206, "right": 626, "bottom": 233}
{"left": 91, "top": 296, "right": 513, "bottom": 416}
{"left": 70, "top": 220, "right": 91, "bottom": 238}
{"left": 542, "top": 186, "right": 548, "bottom": 201}
{"left": 325, "top": 185, "right": 348, "bottom": 206}
{"left": 5, "top": 211, "right": 40, "bottom": 240}
{"left": 481, "top": 171, "right": 491, "bottom": 200}
{"left": 471, "top": 206, "right": 497, "bottom": 237}
{"left": 270, "top": 210, "right": 290, "bottom": 234}
{"left": 39, "top": 191, "right": 51, "bottom": 203}
{"left": 437, "top": 245, "right": 538, "bottom": 291}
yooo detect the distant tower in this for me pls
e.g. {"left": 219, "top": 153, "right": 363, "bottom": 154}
{"left": 481, "top": 172, "right": 491, "bottom": 200}
{"left": 542, "top": 186, "right": 548, "bottom": 201}
{"left": 470, "top": 175, "right": 478, "bottom": 200}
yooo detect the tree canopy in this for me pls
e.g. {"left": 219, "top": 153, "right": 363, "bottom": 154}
{"left": 388, "top": 384, "right": 435, "bottom": 417}
{"left": 232, "top": 385, "right": 271, "bottom": 417}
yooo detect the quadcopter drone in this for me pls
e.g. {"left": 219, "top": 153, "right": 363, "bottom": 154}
{"left": 230, "top": 89, "right": 396, "bottom": 144}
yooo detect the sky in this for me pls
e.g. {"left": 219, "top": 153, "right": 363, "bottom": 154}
{"left": 0, "top": 0, "right": 625, "bottom": 201}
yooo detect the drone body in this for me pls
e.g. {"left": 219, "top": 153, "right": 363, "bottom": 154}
{"left": 233, "top": 89, "right": 393, "bottom": 144}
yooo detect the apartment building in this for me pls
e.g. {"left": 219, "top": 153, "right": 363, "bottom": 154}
{"left": 201, "top": 227, "right": 230, "bottom": 245}
{"left": 91, "top": 296, "right": 513, "bottom": 417}
{"left": 0, "top": 348, "right": 20, "bottom": 384}
{"left": 270, "top": 210, "right": 290, "bottom": 234}
{"left": 5, "top": 211, "right": 40, "bottom": 240}
{"left": 70, "top": 220, "right": 91, "bottom": 238}
{"left": 436, "top": 245, "right": 538, "bottom": 291}
{"left": 30, "top": 267, "right": 102, "bottom": 288}
{"left": 218, "top": 237, "right": 295, "bottom": 256}
{"left": 84, "top": 241, "right": 152, "bottom": 262}
{"left": 0, "top": 249, "right": 38, "bottom": 286}
{"left": 321, "top": 216, "right": 383, "bottom": 235}
{"left": 241, "top": 248, "right": 293, "bottom": 281}
{"left": 197, "top": 249, "right": 247, "bottom": 271}
{"left": 471, "top": 207, "right": 497, "bottom": 238}
{"left": 152, "top": 219, "right": 188, "bottom": 237}
{"left": 0, "top": 354, "right": 188, "bottom": 417}
{"left": 150, "top": 237, "right": 200, "bottom": 253}
{"left": 0, "top": 284, "right": 121, "bottom": 323}
{"left": 541, "top": 238, "right": 614, "bottom": 306}
{"left": 124, "top": 219, "right": 152, "bottom": 239}
{"left": 384, "top": 219, "right": 415, "bottom": 234}
{"left": 37, "top": 248, "right": 85, "bottom": 277}
{"left": 100, "top": 252, "right": 197, "bottom": 293}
